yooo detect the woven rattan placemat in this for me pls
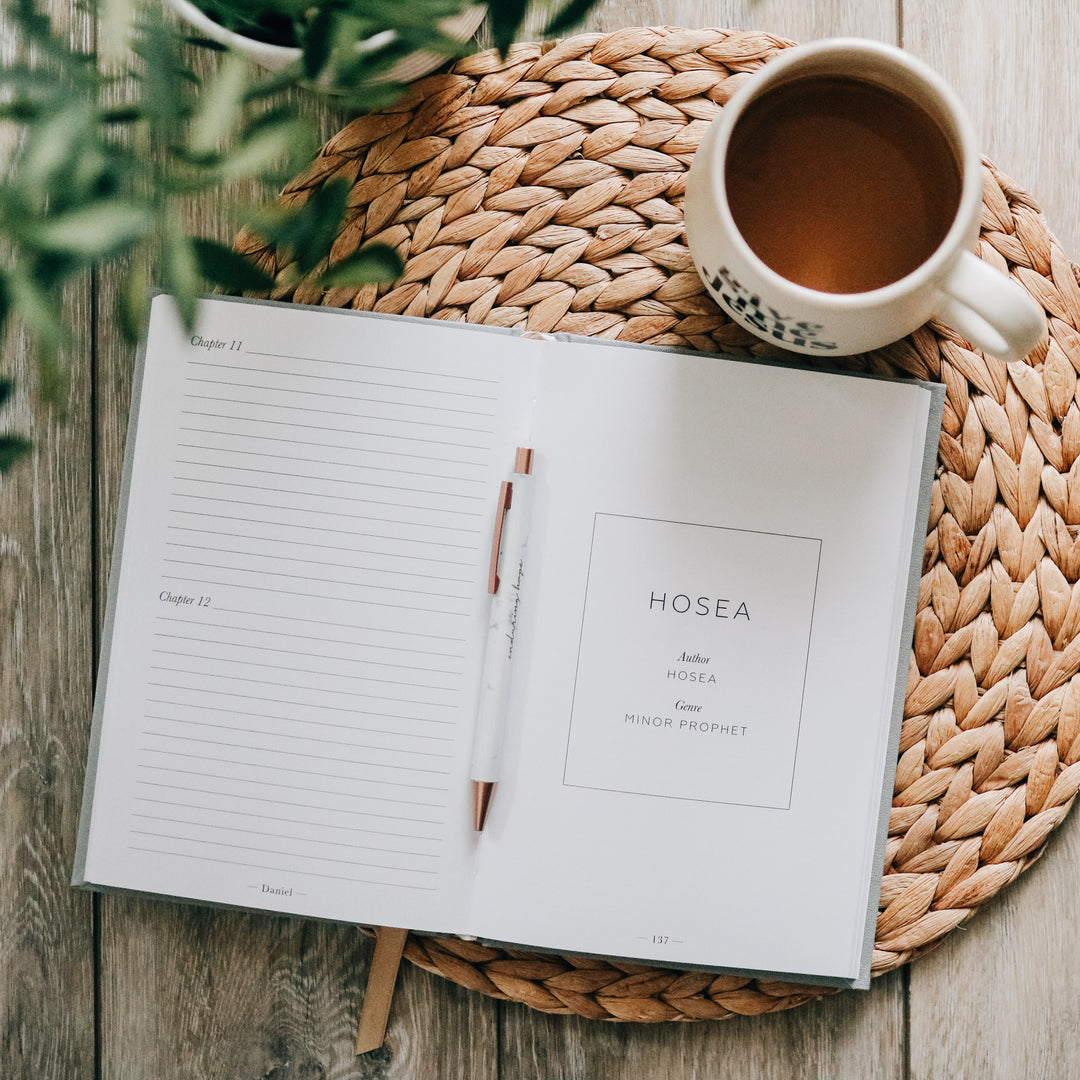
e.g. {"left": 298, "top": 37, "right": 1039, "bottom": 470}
{"left": 237, "top": 27, "right": 1080, "bottom": 1021}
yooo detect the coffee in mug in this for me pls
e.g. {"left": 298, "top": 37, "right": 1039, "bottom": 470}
{"left": 684, "top": 39, "right": 1045, "bottom": 360}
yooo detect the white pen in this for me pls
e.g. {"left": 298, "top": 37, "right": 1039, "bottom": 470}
{"left": 471, "top": 446, "right": 534, "bottom": 831}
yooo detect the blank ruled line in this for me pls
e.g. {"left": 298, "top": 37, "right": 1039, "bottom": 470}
{"left": 138, "top": 748, "right": 449, "bottom": 792}
{"left": 130, "top": 828, "right": 438, "bottom": 874}
{"left": 149, "top": 666, "right": 460, "bottom": 704}
{"left": 188, "top": 360, "right": 499, "bottom": 400}
{"left": 140, "top": 730, "right": 451, "bottom": 773}
{"left": 130, "top": 812, "right": 441, "bottom": 858}
{"left": 141, "top": 738, "right": 449, "bottom": 773}
{"left": 125, "top": 846, "right": 438, "bottom": 891}
{"left": 160, "top": 575, "right": 472, "bottom": 614}
{"left": 143, "top": 713, "right": 453, "bottom": 751}
{"left": 185, "top": 376, "right": 497, "bottom": 418}
{"left": 130, "top": 829, "right": 438, "bottom": 875}
{"left": 178, "top": 426, "right": 487, "bottom": 469}
{"left": 163, "top": 542, "right": 472, "bottom": 585}
{"left": 146, "top": 682, "right": 456, "bottom": 723}
{"left": 143, "top": 729, "right": 452, "bottom": 766}
{"left": 155, "top": 612, "right": 466, "bottom": 651}
{"left": 137, "top": 758, "right": 448, "bottom": 795}
{"left": 136, "top": 752, "right": 448, "bottom": 799}
{"left": 143, "top": 701, "right": 454, "bottom": 741}
{"left": 181, "top": 409, "right": 492, "bottom": 450}
{"left": 243, "top": 350, "right": 499, "bottom": 384}
{"left": 161, "top": 558, "right": 472, "bottom": 600}
{"left": 172, "top": 478, "right": 484, "bottom": 519}
{"left": 137, "top": 773, "right": 432, "bottom": 807}
{"left": 175, "top": 442, "right": 488, "bottom": 484}
{"left": 152, "top": 633, "right": 463, "bottom": 675}
{"left": 166, "top": 525, "right": 474, "bottom": 567}
{"left": 183, "top": 394, "right": 494, "bottom": 434}
{"left": 136, "top": 777, "right": 445, "bottom": 826}
{"left": 171, "top": 503, "right": 481, "bottom": 541}
{"left": 151, "top": 649, "right": 459, "bottom": 690}
{"left": 173, "top": 459, "right": 487, "bottom": 501}
{"left": 215, "top": 607, "right": 467, "bottom": 641}
{"left": 134, "top": 794, "right": 441, "bottom": 843}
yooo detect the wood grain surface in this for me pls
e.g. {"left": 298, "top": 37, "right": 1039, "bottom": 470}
{"left": 1, "top": 6, "right": 98, "bottom": 1078}
{"left": 3, "top": 0, "right": 1080, "bottom": 1077}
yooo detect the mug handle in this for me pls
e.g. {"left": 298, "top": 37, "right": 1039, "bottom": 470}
{"left": 934, "top": 251, "right": 1045, "bottom": 362}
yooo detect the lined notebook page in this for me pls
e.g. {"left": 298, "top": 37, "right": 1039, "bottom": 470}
{"left": 81, "top": 296, "right": 535, "bottom": 929}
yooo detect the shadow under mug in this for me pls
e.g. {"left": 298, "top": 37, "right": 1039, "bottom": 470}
{"left": 684, "top": 39, "right": 1045, "bottom": 362}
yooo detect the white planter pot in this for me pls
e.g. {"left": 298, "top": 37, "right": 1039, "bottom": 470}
{"left": 163, "top": 0, "right": 486, "bottom": 81}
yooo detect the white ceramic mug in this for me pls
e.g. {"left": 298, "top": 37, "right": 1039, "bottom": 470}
{"left": 684, "top": 39, "right": 1045, "bottom": 361}
{"left": 164, "top": 0, "right": 486, "bottom": 82}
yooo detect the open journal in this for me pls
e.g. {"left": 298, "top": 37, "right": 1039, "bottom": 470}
{"left": 74, "top": 293, "right": 943, "bottom": 989}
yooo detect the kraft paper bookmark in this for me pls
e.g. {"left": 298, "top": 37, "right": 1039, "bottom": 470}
{"left": 355, "top": 926, "right": 409, "bottom": 1055}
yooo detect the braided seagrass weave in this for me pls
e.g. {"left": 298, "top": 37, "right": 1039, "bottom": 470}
{"left": 236, "top": 27, "right": 1080, "bottom": 1021}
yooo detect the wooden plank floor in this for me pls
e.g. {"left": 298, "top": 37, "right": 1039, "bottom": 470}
{"left": 4, "top": 0, "right": 1080, "bottom": 1077}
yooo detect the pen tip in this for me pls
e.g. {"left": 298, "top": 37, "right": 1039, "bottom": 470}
{"left": 473, "top": 780, "right": 495, "bottom": 831}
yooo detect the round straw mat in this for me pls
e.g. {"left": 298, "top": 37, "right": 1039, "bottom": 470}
{"left": 237, "top": 27, "right": 1080, "bottom": 1022}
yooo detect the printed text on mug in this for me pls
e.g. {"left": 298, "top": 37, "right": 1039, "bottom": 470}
{"left": 703, "top": 265, "right": 838, "bottom": 351}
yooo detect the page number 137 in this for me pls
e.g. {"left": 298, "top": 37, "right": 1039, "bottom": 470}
{"left": 651, "top": 934, "right": 669, "bottom": 945}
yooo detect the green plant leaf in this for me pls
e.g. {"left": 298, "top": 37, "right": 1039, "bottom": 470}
{"left": 163, "top": 228, "right": 200, "bottom": 329}
{"left": 0, "top": 0, "right": 611, "bottom": 428}
{"left": 181, "top": 33, "right": 230, "bottom": 52}
{"left": 117, "top": 257, "right": 151, "bottom": 342}
{"left": 338, "top": 79, "right": 412, "bottom": 114}
{"left": 193, "top": 239, "right": 276, "bottom": 292}
{"left": 544, "top": 0, "right": 601, "bottom": 37}
{"left": 302, "top": 3, "right": 335, "bottom": 79}
{"left": 243, "top": 67, "right": 302, "bottom": 103}
{"left": 36, "top": 344, "right": 68, "bottom": 406}
{"left": 248, "top": 177, "right": 350, "bottom": 277}
{"left": 98, "top": 105, "right": 143, "bottom": 124}
{"left": 320, "top": 244, "right": 403, "bottom": 287}
{"left": 98, "top": 0, "right": 136, "bottom": 66}
{"left": 29, "top": 200, "right": 155, "bottom": 257}
{"left": 487, "top": 0, "right": 530, "bottom": 56}
{"left": 188, "top": 51, "right": 250, "bottom": 156}
{"left": 216, "top": 120, "right": 310, "bottom": 181}
{"left": 18, "top": 105, "right": 93, "bottom": 187}
{"left": 131, "top": 6, "right": 196, "bottom": 136}
{"left": 6, "top": 271, "right": 68, "bottom": 356}
{"left": 2, "top": 271, "right": 67, "bottom": 406}
{"left": 0, "top": 436, "right": 33, "bottom": 473}
{"left": 0, "top": 65, "right": 83, "bottom": 102}
{"left": 13, "top": 0, "right": 54, "bottom": 46}
{"left": 297, "top": 180, "right": 350, "bottom": 274}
